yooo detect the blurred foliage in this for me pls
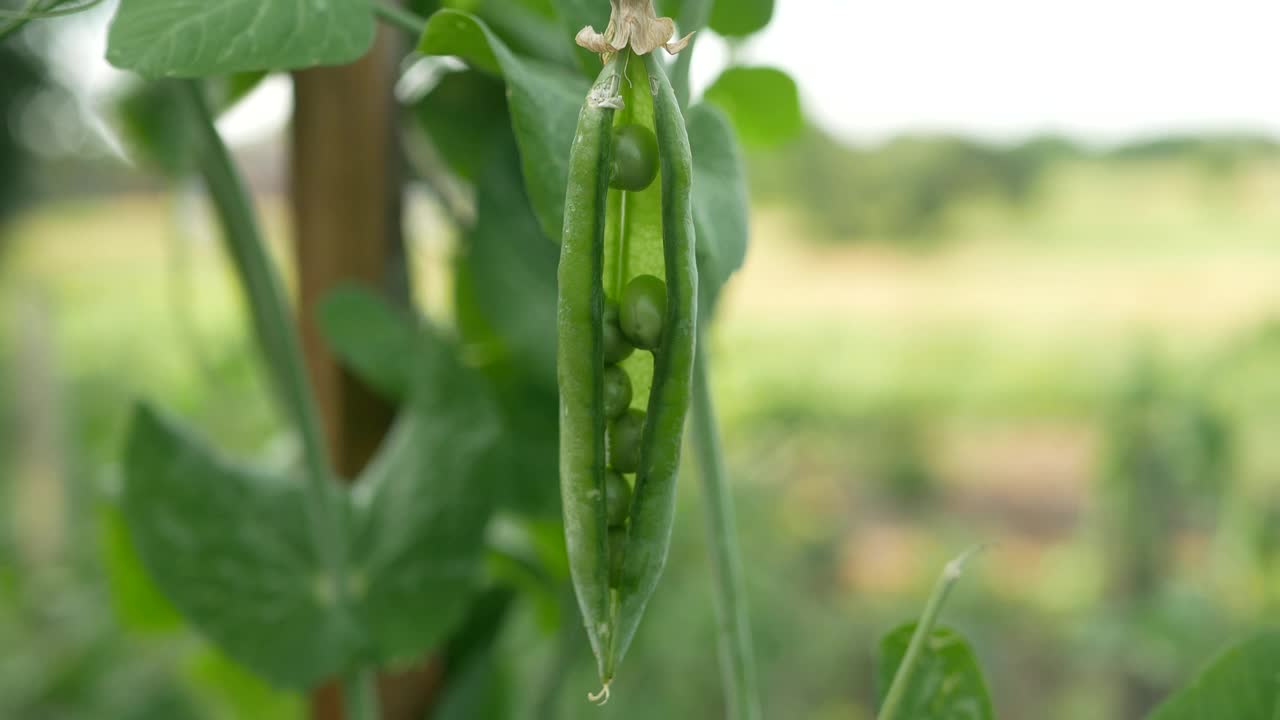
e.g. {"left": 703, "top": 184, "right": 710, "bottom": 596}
{"left": 704, "top": 66, "right": 803, "bottom": 149}
{"left": 0, "top": 42, "right": 44, "bottom": 227}
{"left": 750, "top": 129, "right": 1280, "bottom": 243}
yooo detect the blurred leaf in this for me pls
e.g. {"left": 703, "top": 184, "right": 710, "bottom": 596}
{"left": 349, "top": 330, "right": 502, "bottom": 663}
{"left": 435, "top": 585, "right": 518, "bottom": 720}
{"left": 708, "top": 0, "right": 773, "bottom": 37}
{"left": 116, "top": 74, "right": 267, "bottom": 178}
{"left": 107, "top": 0, "right": 375, "bottom": 77}
{"left": 687, "top": 103, "right": 750, "bottom": 315}
{"left": 188, "top": 648, "right": 304, "bottom": 720}
{"left": 317, "top": 286, "right": 419, "bottom": 402}
{"left": 123, "top": 405, "right": 352, "bottom": 688}
{"left": 455, "top": 137, "right": 562, "bottom": 517}
{"left": 99, "top": 505, "right": 183, "bottom": 633}
{"left": 217, "top": 71, "right": 268, "bottom": 108}
{"left": 322, "top": 278, "right": 561, "bottom": 518}
{"left": 1147, "top": 631, "right": 1280, "bottom": 720}
{"left": 415, "top": 69, "right": 509, "bottom": 182}
{"left": 548, "top": 0, "right": 612, "bottom": 73}
{"left": 445, "top": 0, "right": 577, "bottom": 67}
{"left": 116, "top": 81, "right": 196, "bottom": 177}
{"left": 704, "top": 66, "right": 802, "bottom": 148}
{"left": 877, "top": 624, "right": 994, "bottom": 720}
{"left": 464, "top": 137, "right": 559, "bottom": 381}
{"left": 420, "top": 9, "right": 590, "bottom": 243}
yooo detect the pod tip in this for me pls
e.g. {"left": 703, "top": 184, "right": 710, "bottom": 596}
{"left": 588, "top": 681, "right": 612, "bottom": 705}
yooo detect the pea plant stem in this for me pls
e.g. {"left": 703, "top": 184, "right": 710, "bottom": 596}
{"left": 691, "top": 339, "right": 762, "bottom": 720}
{"left": 671, "top": 0, "right": 713, "bottom": 109}
{"left": 180, "top": 80, "right": 376, "bottom": 717}
{"left": 180, "top": 80, "right": 336, "bottom": 532}
{"left": 877, "top": 545, "right": 984, "bottom": 720}
{"left": 373, "top": 1, "right": 428, "bottom": 35}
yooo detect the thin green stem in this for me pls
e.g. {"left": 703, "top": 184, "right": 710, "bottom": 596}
{"left": 691, "top": 338, "right": 762, "bottom": 720}
{"left": 182, "top": 80, "right": 377, "bottom": 715}
{"left": 671, "top": 0, "right": 713, "bottom": 109}
{"left": 373, "top": 1, "right": 427, "bottom": 35}
{"left": 877, "top": 545, "right": 985, "bottom": 720}
{"left": 181, "top": 80, "right": 335, "bottom": 523}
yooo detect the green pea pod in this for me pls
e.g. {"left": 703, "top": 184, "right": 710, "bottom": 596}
{"left": 557, "top": 50, "right": 698, "bottom": 698}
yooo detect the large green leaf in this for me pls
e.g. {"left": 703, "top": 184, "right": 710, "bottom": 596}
{"left": 123, "top": 405, "right": 354, "bottom": 688}
{"left": 420, "top": 9, "right": 590, "bottom": 243}
{"left": 687, "top": 102, "right": 749, "bottom": 315}
{"left": 349, "top": 330, "right": 502, "bottom": 661}
{"left": 456, "top": 138, "right": 562, "bottom": 517}
{"left": 106, "top": 0, "right": 376, "bottom": 77}
{"left": 708, "top": 0, "right": 773, "bottom": 37}
{"left": 877, "top": 624, "right": 995, "bottom": 720}
{"left": 704, "top": 66, "right": 802, "bottom": 148}
{"left": 1147, "top": 631, "right": 1280, "bottom": 720}
{"left": 319, "top": 282, "right": 561, "bottom": 518}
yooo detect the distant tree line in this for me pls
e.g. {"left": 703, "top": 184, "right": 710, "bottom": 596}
{"left": 749, "top": 127, "right": 1280, "bottom": 243}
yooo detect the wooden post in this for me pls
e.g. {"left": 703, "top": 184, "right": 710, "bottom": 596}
{"left": 290, "top": 15, "right": 443, "bottom": 720}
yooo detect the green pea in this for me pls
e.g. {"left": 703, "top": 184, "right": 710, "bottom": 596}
{"left": 605, "top": 470, "right": 632, "bottom": 528}
{"left": 610, "top": 123, "right": 660, "bottom": 192}
{"left": 603, "top": 300, "right": 635, "bottom": 365}
{"left": 603, "top": 365, "right": 633, "bottom": 419}
{"left": 608, "top": 527, "right": 628, "bottom": 588}
{"left": 607, "top": 408, "right": 646, "bottom": 474}
{"left": 620, "top": 274, "right": 666, "bottom": 350}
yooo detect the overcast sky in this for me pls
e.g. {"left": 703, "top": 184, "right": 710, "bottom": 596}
{"left": 701, "top": 0, "right": 1280, "bottom": 145}
{"left": 57, "top": 0, "right": 1280, "bottom": 148}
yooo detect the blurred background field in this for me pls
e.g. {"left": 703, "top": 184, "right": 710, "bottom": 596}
{"left": 8, "top": 140, "right": 1280, "bottom": 719}
{"left": 6, "top": 4, "right": 1280, "bottom": 720}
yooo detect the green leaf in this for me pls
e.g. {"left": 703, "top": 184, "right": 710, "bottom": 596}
{"left": 317, "top": 285, "right": 419, "bottom": 402}
{"left": 445, "top": 0, "right": 578, "bottom": 68}
{"left": 708, "top": 0, "right": 773, "bottom": 37}
{"left": 703, "top": 66, "right": 803, "bottom": 148}
{"left": 548, "top": 0, "right": 611, "bottom": 73}
{"left": 187, "top": 648, "right": 305, "bottom": 720}
{"left": 349, "top": 329, "right": 502, "bottom": 662}
{"left": 465, "top": 136, "right": 560, "bottom": 381}
{"left": 1147, "top": 631, "right": 1280, "bottom": 720}
{"left": 877, "top": 624, "right": 995, "bottom": 720}
{"left": 116, "top": 74, "right": 268, "bottom": 177}
{"left": 687, "top": 103, "right": 750, "bottom": 315}
{"left": 106, "top": 0, "right": 376, "bottom": 77}
{"left": 115, "top": 80, "right": 197, "bottom": 178}
{"left": 100, "top": 504, "right": 184, "bottom": 633}
{"left": 420, "top": 9, "right": 590, "bottom": 243}
{"left": 415, "top": 69, "right": 510, "bottom": 182}
{"left": 123, "top": 404, "right": 353, "bottom": 688}
{"left": 455, "top": 137, "right": 562, "bottom": 517}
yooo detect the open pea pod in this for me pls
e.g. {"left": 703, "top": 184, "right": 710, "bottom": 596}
{"left": 557, "top": 50, "right": 697, "bottom": 697}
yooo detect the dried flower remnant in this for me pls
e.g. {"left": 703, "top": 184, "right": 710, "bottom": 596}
{"left": 576, "top": 0, "right": 693, "bottom": 61}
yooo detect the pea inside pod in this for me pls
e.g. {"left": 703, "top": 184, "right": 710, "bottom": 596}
{"left": 556, "top": 48, "right": 698, "bottom": 698}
